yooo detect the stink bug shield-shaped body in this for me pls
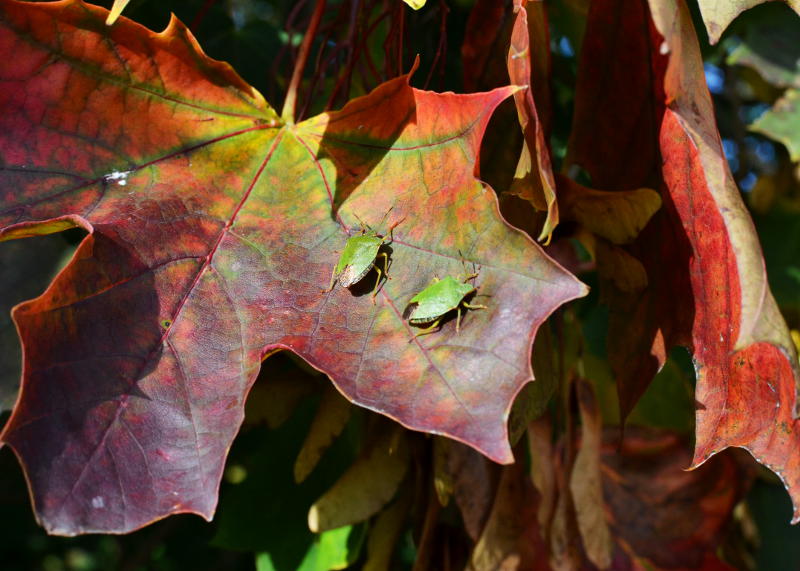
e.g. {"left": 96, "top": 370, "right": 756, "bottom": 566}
{"left": 328, "top": 210, "right": 401, "bottom": 299}
{"left": 406, "top": 273, "right": 487, "bottom": 336}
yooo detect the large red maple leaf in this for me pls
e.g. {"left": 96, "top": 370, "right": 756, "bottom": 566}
{"left": 0, "top": 0, "right": 585, "bottom": 534}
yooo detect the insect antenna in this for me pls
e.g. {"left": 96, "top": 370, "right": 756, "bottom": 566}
{"left": 376, "top": 205, "right": 394, "bottom": 229}
{"left": 351, "top": 211, "right": 369, "bottom": 234}
{"left": 457, "top": 249, "right": 480, "bottom": 282}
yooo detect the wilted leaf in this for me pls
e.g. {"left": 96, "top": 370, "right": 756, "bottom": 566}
{"left": 595, "top": 240, "right": 649, "bottom": 293}
{"left": 751, "top": 88, "right": 800, "bottom": 162}
{"left": 695, "top": 0, "right": 800, "bottom": 44}
{"left": 570, "top": 0, "right": 800, "bottom": 520}
{"left": 649, "top": 0, "right": 800, "bottom": 521}
{"left": 569, "top": 380, "right": 611, "bottom": 569}
{"left": 507, "top": 0, "right": 559, "bottom": 243}
{"left": 557, "top": 175, "right": 661, "bottom": 245}
{"left": 363, "top": 493, "right": 410, "bottom": 571}
{"left": 308, "top": 426, "right": 408, "bottom": 532}
{"left": 602, "top": 428, "right": 746, "bottom": 568}
{"left": 433, "top": 438, "right": 497, "bottom": 541}
{"left": 549, "top": 455, "right": 582, "bottom": 571}
{"left": 568, "top": 0, "right": 688, "bottom": 423}
{"left": 527, "top": 416, "right": 555, "bottom": 531}
{"left": 567, "top": 0, "right": 661, "bottom": 192}
{"left": 468, "top": 461, "right": 548, "bottom": 571}
{"left": 462, "top": 0, "right": 514, "bottom": 93}
{"left": 0, "top": 0, "right": 586, "bottom": 534}
{"left": 295, "top": 385, "right": 352, "bottom": 483}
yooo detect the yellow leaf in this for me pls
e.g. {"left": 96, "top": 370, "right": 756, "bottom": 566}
{"left": 105, "top": 0, "right": 131, "bottom": 26}
{"left": 363, "top": 493, "right": 410, "bottom": 571}
{"left": 308, "top": 427, "right": 409, "bottom": 532}
{"left": 570, "top": 380, "right": 612, "bottom": 569}
{"left": 558, "top": 174, "right": 662, "bottom": 245}
{"left": 294, "top": 386, "right": 352, "bottom": 483}
{"left": 402, "top": 0, "right": 426, "bottom": 8}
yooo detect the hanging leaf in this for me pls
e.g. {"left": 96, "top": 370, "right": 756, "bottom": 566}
{"left": 695, "top": 0, "right": 800, "bottom": 44}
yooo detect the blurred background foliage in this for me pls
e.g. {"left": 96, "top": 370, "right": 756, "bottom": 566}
{"left": 2, "top": 0, "right": 800, "bottom": 569}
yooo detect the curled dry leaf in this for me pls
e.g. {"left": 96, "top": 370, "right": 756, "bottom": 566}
{"left": 649, "top": 0, "right": 800, "bottom": 521}
{"left": 468, "top": 462, "right": 549, "bottom": 571}
{"left": 363, "top": 491, "right": 410, "bottom": 571}
{"left": 570, "top": 380, "right": 612, "bottom": 570}
{"left": 507, "top": 0, "right": 559, "bottom": 243}
{"left": 569, "top": 0, "right": 800, "bottom": 520}
{"left": 434, "top": 438, "right": 497, "bottom": 541}
{"left": 556, "top": 174, "right": 662, "bottom": 246}
{"left": 294, "top": 384, "right": 352, "bottom": 483}
{"left": 602, "top": 428, "right": 747, "bottom": 569}
{"left": 307, "top": 427, "right": 409, "bottom": 533}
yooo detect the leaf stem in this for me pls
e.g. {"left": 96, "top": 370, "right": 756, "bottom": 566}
{"left": 282, "top": 0, "right": 327, "bottom": 124}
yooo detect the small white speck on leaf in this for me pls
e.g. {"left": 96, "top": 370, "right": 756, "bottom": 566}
{"left": 91, "top": 496, "right": 105, "bottom": 509}
{"left": 104, "top": 171, "right": 130, "bottom": 186}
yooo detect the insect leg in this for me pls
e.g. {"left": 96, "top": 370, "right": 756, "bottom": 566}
{"left": 463, "top": 303, "right": 487, "bottom": 310}
{"left": 371, "top": 268, "right": 381, "bottom": 305}
{"left": 324, "top": 268, "right": 337, "bottom": 292}
{"left": 456, "top": 306, "right": 462, "bottom": 333}
{"left": 412, "top": 318, "right": 442, "bottom": 339}
{"left": 386, "top": 215, "right": 406, "bottom": 242}
{"left": 371, "top": 252, "right": 390, "bottom": 302}
{"left": 378, "top": 252, "right": 391, "bottom": 280}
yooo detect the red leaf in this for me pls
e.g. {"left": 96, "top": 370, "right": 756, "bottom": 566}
{"left": 507, "top": 0, "right": 558, "bottom": 243}
{"left": 570, "top": 0, "right": 800, "bottom": 520}
{"left": 602, "top": 429, "right": 746, "bottom": 569}
{"left": 0, "top": 0, "right": 586, "bottom": 534}
{"left": 651, "top": 0, "right": 800, "bottom": 520}
{"left": 569, "top": 0, "right": 689, "bottom": 424}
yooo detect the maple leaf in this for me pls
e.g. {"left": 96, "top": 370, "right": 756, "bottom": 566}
{"left": 0, "top": 0, "right": 586, "bottom": 534}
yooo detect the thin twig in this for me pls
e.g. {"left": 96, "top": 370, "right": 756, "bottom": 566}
{"left": 282, "top": 0, "right": 327, "bottom": 124}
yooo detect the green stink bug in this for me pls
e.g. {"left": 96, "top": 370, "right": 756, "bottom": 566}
{"left": 405, "top": 271, "right": 487, "bottom": 336}
{"left": 327, "top": 209, "right": 402, "bottom": 301}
